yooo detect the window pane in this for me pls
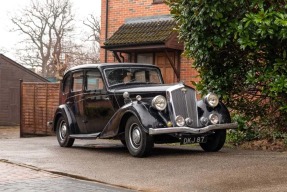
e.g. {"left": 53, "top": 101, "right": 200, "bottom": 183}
{"left": 86, "top": 71, "right": 104, "bottom": 90}
{"left": 72, "top": 72, "right": 83, "bottom": 92}
{"left": 137, "top": 53, "right": 153, "bottom": 64}
{"left": 63, "top": 74, "right": 71, "bottom": 93}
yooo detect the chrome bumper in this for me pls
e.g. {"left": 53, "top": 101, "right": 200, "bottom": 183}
{"left": 149, "top": 123, "right": 238, "bottom": 135}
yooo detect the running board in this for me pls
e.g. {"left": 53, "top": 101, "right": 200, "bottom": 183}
{"left": 69, "top": 132, "right": 101, "bottom": 139}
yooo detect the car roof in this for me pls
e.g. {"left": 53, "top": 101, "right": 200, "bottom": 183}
{"left": 64, "top": 63, "right": 158, "bottom": 75}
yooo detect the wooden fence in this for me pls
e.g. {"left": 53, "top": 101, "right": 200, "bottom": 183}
{"left": 20, "top": 82, "right": 60, "bottom": 137}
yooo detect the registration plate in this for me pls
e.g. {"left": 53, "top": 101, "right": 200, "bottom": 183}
{"left": 180, "top": 136, "right": 207, "bottom": 145}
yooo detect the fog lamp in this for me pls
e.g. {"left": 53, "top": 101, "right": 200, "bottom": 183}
{"left": 175, "top": 115, "right": 185, "bottom": 127}
{"left": 200, "top": 117, "right": 208, "bottom": 126}
{"left": 209, "top": 114, "right": 219, "bottom": 124}
{"left": 185, "top": 118, "right": 193, "bottom": 126}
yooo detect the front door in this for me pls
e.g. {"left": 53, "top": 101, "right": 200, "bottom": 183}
{"left": 155, "top": 52, "right": 175, "bottom": 84}
{"left": 83, "top": 70, "right": 114, "bottom": 133}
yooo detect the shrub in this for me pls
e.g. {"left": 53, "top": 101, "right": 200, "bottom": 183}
{"left": 167, "top": 0, "right": 287, "bottom": 142}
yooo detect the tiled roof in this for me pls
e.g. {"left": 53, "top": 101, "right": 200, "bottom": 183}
{"left": 103, "top": 19, "right": 176, "bottom": 48}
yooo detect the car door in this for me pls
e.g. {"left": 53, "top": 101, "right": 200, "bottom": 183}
{"left": 83, "top": 69, "right": 114, "bottom": 133}
{"left": 69, "top": 71, "right": 87, "bottom": 133}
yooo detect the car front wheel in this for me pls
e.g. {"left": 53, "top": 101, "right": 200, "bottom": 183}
{"left": 56, "top": 116, "right": 74, "bottom": 147}
{"left": 200, "top": 130, "right": 226, "bottom": 152}
{"left": 125, "top": 116, "right": 154, "bottom": 157}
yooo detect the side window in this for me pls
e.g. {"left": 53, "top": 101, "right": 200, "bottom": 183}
{"left": 72, "top": 72, "right": 83, "bottom": 92}
{"left": 63, "top": 74, "right": 71, "bottom": 93}
{"left": 86, "top": 71, "right": 104, "bottom": 91}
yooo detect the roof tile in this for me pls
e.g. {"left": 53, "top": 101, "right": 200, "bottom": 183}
{"left": 104, "top": 19, "right": 176, "bottom": 47}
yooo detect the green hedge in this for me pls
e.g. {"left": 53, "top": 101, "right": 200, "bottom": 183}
{"left": 167, "top": 0, "right": 287, "bottom": 143}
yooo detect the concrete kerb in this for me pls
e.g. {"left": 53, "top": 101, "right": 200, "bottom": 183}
{"left": 0, "top": 159, "right": 138, "bottom": 191}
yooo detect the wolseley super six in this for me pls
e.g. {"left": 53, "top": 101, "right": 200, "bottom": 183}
{"left": 50, "top": 63, "right": 237, "bottom": 157}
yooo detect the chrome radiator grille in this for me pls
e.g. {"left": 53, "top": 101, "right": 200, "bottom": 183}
{"left": 167, "top": 85, "right": 198, "bottom": 127}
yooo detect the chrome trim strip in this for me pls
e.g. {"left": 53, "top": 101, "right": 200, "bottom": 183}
{"left": 149, "top": 123, "right": 238, "bottom": 135}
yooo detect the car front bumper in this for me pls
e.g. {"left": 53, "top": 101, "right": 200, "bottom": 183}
{"left": 148, "top": 123, "right": 238, "bottom": 135}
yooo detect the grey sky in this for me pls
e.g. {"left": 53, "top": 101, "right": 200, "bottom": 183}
{"left": 0, "top": 0, "right": 101, "bottom": 60}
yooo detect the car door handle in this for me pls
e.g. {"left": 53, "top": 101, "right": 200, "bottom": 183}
{"left": 103, "top": 96, "right": 110, "bottom": 101}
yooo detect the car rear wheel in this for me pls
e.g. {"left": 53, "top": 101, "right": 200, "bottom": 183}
{"left": 125, "top": 116, "right": 154, "bottom": 157}
{"left": 200, "top": 130, "right": 226, "bottom": 152}
{"left": 56, "top": 116, "right": 74, "bottom": 147}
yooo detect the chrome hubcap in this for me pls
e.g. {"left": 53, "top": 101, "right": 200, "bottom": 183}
{"left": 59, "top": 121, "right": 67, "bottom": 140}
{"left": 129, "top": 123, "right": 142, "bottom": 149}
{"left": 132, "top": 129, "right": 141, "bottom": 144}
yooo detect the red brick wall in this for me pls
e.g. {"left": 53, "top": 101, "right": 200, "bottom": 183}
{"left": 100, "top": 0, "right": 199, "bottom": 87}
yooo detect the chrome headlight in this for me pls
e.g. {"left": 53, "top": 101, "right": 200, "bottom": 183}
{"left": 205, "top": 93, "right": 219, "bottom": 107}
{"left": 151, "top": 95, "right": 167, "bottom": 111}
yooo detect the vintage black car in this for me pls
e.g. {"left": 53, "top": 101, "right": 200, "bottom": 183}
{"left": 50, "top": 63, "right": 237, "bottom": 157}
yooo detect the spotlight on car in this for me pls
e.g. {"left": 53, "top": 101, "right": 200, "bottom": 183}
{"left": 136, "top": 95, "right": 142, "bottom": 101}
{"left": 123, "top": 92, "right": 130, "bottom": 99}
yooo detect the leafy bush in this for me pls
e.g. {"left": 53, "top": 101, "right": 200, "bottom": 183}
{"left": 167, "top": 0, "right": 287, "bottom": 143}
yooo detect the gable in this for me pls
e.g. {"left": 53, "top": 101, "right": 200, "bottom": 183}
{"left": 0, "top": 54, "right": 48, "bottom": 82}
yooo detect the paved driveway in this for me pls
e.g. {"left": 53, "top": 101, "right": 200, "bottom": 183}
{"left": 0, "top": 130, "right": 286, "bottom": 191}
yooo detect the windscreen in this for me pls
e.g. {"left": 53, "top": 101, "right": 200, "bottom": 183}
{"left": 104, "top": 67, "right": 163, "bottom": 87}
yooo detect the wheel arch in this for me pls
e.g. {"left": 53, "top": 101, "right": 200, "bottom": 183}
{"left": 197, "top": 100, "right": 231, "bottom": 124}
{"left": 100, "top": 102, "right": 160, "bottom": 138}
{"left": 52, "top": 105, "right": 78, "bottom": 134}
{"left": 118, "top": 112, "right": 134, "bottom": 135}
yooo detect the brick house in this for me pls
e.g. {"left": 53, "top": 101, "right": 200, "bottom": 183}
{"left": 100, "top": 0, "right": 199, "bottom": 85}
{"left": 0, "top": 54, "right": 48, "bottom": 126}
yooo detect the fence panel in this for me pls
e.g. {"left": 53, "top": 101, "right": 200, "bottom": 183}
{"left": 20, "top": 82, "right": 60, "bottom": 137}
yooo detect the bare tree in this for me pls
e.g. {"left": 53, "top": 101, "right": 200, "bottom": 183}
{"left": 83, "top": 14, "right": 100, "bottom": 43}
{"left": 11, "top": 0, "right": 74, "bottom": 77}
{"left": 63, "top": 43, "right": 100, "bottom": 66}
{"left": 61, "top": 13, "right": 101, "bottom": 68}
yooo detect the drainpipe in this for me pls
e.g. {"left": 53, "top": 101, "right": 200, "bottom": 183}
{"left": 105, "top": 0, "right": 109, "bottom": 63}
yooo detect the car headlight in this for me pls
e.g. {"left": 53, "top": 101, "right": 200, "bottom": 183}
{"left": 205, "top": 93, "right": 219, "bottom": 107}
{"left": 151, "top": 95, "right": 167, "bottom": 111}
